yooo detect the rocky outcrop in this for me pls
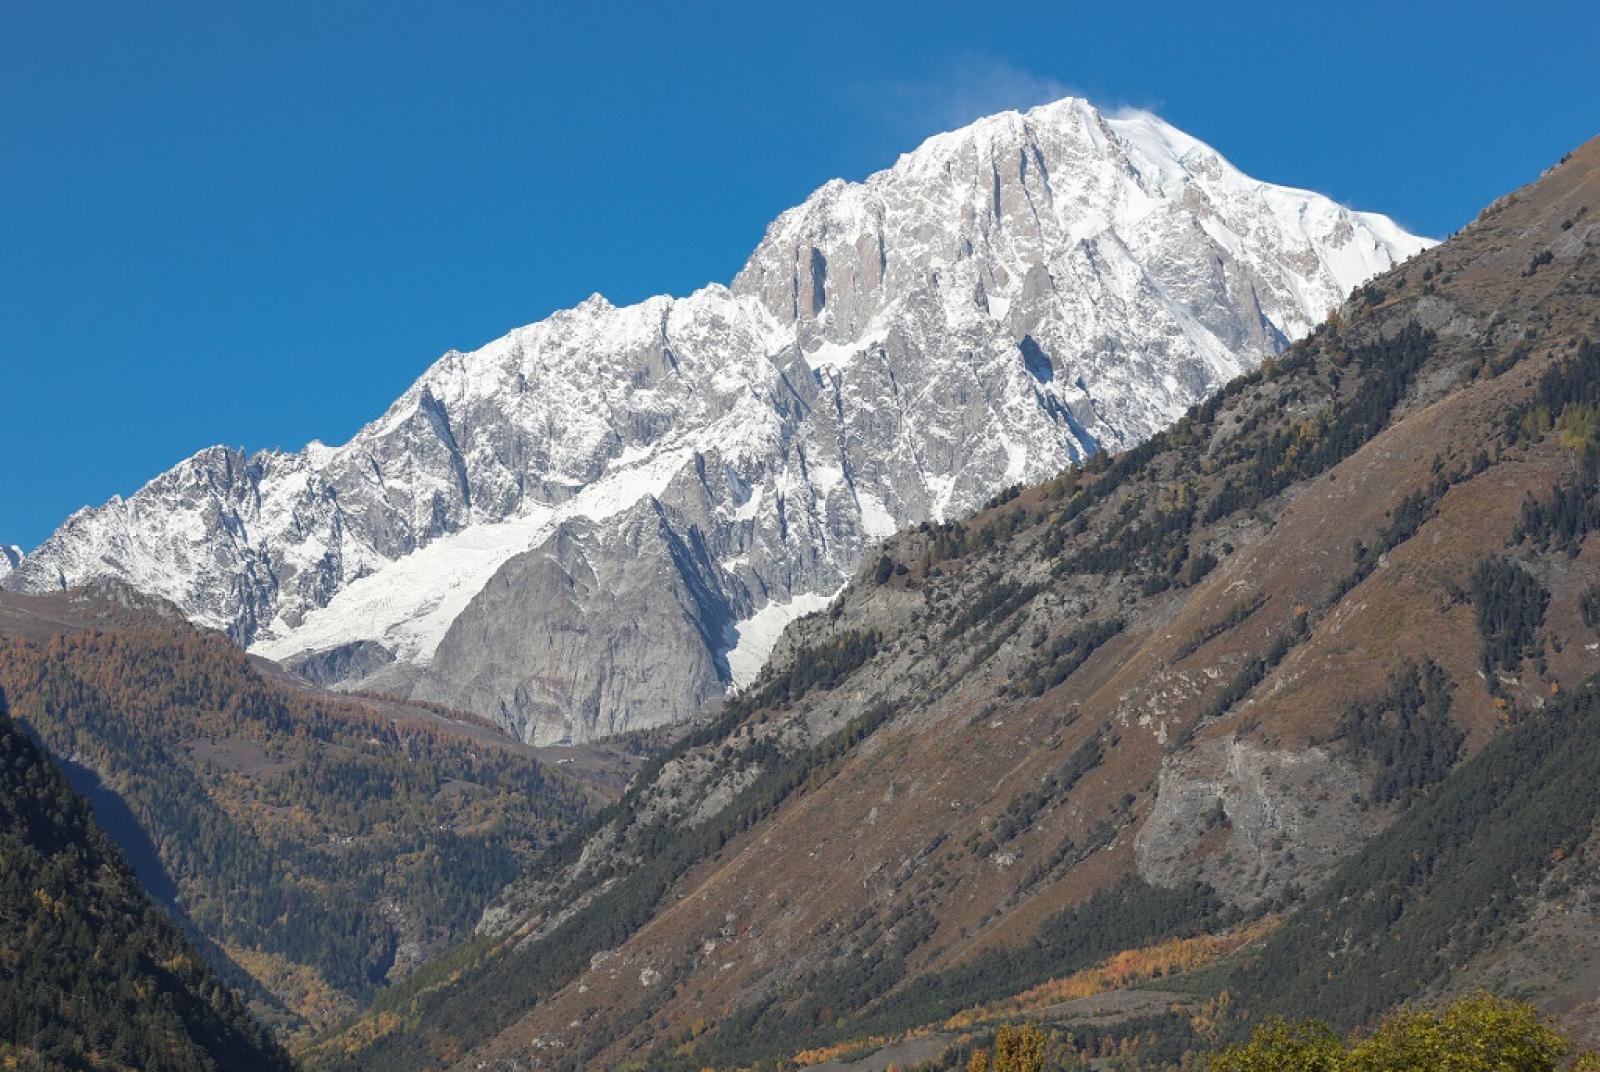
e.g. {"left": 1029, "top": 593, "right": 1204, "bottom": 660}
{"left": 286, "top": 639, "right": 396, "bottom": 688}
{"left": 1134, "top": 737, "right": 1372, "bottom": 908}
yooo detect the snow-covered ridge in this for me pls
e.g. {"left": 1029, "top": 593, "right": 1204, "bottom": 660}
{"left": 9, "top": 97, "right": 1433, "bottom": 743}
{"left": 0, "top": 546, "right": 21, "bottom": 583}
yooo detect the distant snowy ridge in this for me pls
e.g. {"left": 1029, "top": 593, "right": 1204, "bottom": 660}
{"left": 9, "top": 98, "right": 1432, "bottom": 743}
{"left": 0, "top": 546, "right": 21, "bottom": 583}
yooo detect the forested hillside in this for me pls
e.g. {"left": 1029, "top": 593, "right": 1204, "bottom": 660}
{"left": 309, "top": 135, "right": 1600, "bottom": 1071}
{"left": 0, "top": 587, "right": 594, "bottom": 1040}
{"left": 0, "top": 684, "right": 294, "bottom": 1072}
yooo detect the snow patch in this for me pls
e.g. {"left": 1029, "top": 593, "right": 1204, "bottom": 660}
{"left": 856, "top": 490, "right": 897, "bottom": 540}
{"left": 802, "top": 339, "right": 864, "bottom": 374}
{"left": 723, "top": 587, "right": 843, "bottom": 689}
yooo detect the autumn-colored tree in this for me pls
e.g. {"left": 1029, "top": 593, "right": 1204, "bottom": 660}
{"left": 969, "top": 1024, "right": 1047, "bottom": 1072}
{"left": 999, "top": 1024, "right": 1048, "bottom": 1072}
{"left": 1557, "top": 402, "right": 1598, "bottom": 456}
{"left": 966, "top": 1024, "right": 1048, "bottom": 1072}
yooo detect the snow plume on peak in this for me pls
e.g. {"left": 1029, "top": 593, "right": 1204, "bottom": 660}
{"left": 9, "top": 97, "right": 1433, "bottom": 744}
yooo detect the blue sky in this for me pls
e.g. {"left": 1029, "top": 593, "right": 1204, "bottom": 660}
{"left": 4, "top": 0, "right": 1598, "bottom": 551}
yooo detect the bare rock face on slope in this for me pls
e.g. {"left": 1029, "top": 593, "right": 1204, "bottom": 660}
{"left": 7, "top": 98, "right": 1428, "bottom": 743}
{"left": 405, "top": 500, "right": 743, "bottom": 743}
{"left": 1134, "top": 738, "right": 1368, "bottom": 908}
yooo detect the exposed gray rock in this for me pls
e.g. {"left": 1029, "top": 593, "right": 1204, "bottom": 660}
{"left": 1134, "top": 736, "right": 1372, "bottom": 908}
{"left": 286, "top": 639, "right": 396, "bottom": 688}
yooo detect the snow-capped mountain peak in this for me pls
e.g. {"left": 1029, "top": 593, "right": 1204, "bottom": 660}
{"left": 8, "top": 97, "right": 1432, "bottom": 743}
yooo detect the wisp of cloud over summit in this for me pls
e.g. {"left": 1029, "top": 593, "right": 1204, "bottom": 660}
{"left": 870, "top": 55, "right": 1159, "bottom": 144}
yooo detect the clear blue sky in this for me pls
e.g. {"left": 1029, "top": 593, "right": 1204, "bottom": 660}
{"left": 4, "top": 1, "right": 1598, "bottom": 551}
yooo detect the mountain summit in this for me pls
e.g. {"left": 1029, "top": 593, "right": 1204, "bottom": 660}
{"left": 7, "top": 98, "right": 1429, "bottom": 743}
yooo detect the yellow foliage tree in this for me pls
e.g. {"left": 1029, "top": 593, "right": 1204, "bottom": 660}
{"left": 1557, "top": 402, "right": 1598, "bottom": 456}
{"left": 994, "top": 1024, "right": 1047, "bottom": 1072}
{"left": 968, "top": 1024, "right": 1047, "bottom": 1072}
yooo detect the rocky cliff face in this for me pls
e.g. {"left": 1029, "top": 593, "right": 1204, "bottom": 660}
{"left": 7, "top": 98, "right": 1428, "bottom": 743}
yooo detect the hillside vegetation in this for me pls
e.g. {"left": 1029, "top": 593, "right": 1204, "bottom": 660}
{"left": 0, "top": 685, "right": 294, "bottom": 1072}
{"left": 0, "top": 598, "right": 592, "bottom": 1038}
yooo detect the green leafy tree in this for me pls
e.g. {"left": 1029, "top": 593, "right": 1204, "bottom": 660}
{"left": 1211, "top": 994, "right": 1582, "bottom": 1072}
{"left": 1347, "top": 993, "right": 1566, "bottom": 1071}
{"left": 1209, "top": 1019, "right": 1345, "bottom": 1071}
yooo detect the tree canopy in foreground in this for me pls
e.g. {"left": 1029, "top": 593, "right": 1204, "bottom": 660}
{"left": 1211, "top": 993, "right": 1598, "bottom": 1072}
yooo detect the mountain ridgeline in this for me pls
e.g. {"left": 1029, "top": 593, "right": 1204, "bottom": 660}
{"left": 6, "top": 98, "right": 1426, "bottom": 746}
{"left": 308, "top": 137, "right": 1600, "bottom": 1071}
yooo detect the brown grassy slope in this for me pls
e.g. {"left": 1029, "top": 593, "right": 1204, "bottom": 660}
{"left": 321, "top": 135, "right": 1600, "bottom": 1072}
